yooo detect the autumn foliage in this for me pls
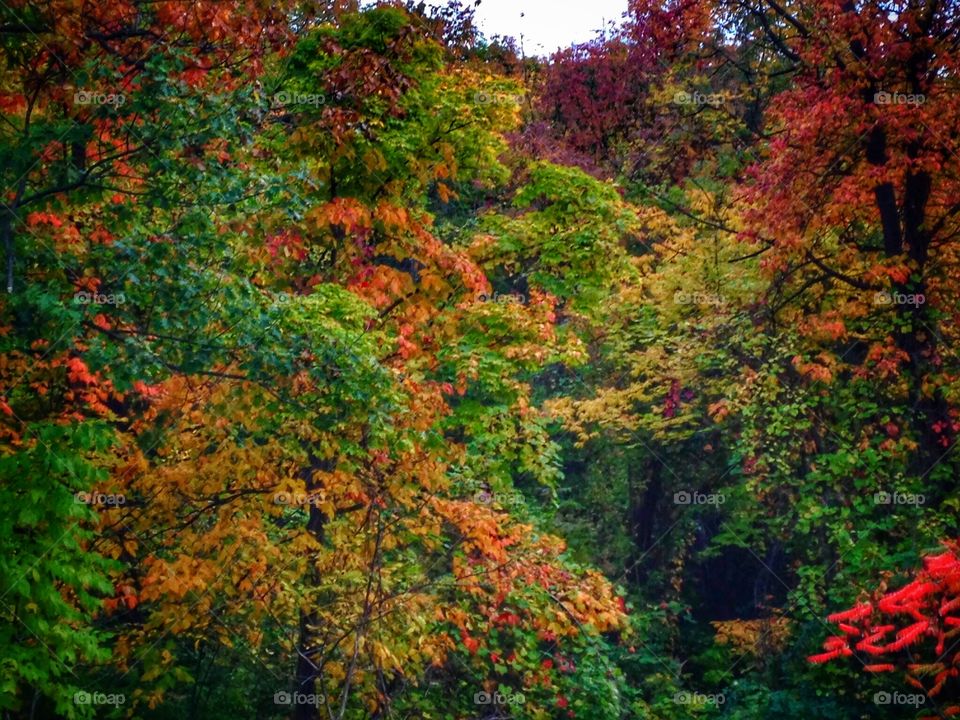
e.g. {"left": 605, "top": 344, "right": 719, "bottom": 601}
{"left": 2, "top": 0, "right": 960, "bottom": 718}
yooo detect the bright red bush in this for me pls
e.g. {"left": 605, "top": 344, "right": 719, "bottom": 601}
{"left": 812, "top": 542, "right": 960, "bottom": 710}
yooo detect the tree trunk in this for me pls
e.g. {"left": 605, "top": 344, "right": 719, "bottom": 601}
{"left": 292, "top": 454, "right": 334, "bottom": 720}
{"left": 3, "top": 213, "right": 12, "bottom": 294}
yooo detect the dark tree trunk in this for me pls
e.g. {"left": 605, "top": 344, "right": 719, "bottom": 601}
{"left": 627, "top": 454, "right": 663, "bottom": 585}
{"left": 292, "top": 454, "right": 334, "bottom": 720}
{"left": 2, "top": 213, "right": 12, "bottom": 294}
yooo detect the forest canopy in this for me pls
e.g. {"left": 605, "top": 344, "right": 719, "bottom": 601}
{"left": 1, "top": 0, "right": 959, "bottom": 718}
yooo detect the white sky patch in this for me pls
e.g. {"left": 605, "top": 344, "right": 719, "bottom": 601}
{"left": 472, "top": 0, "right": 628, "bottom": 56}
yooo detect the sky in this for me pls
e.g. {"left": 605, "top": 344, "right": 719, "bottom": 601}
{"left": 471, "top": 0, "right": 629, "bottom": 56}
